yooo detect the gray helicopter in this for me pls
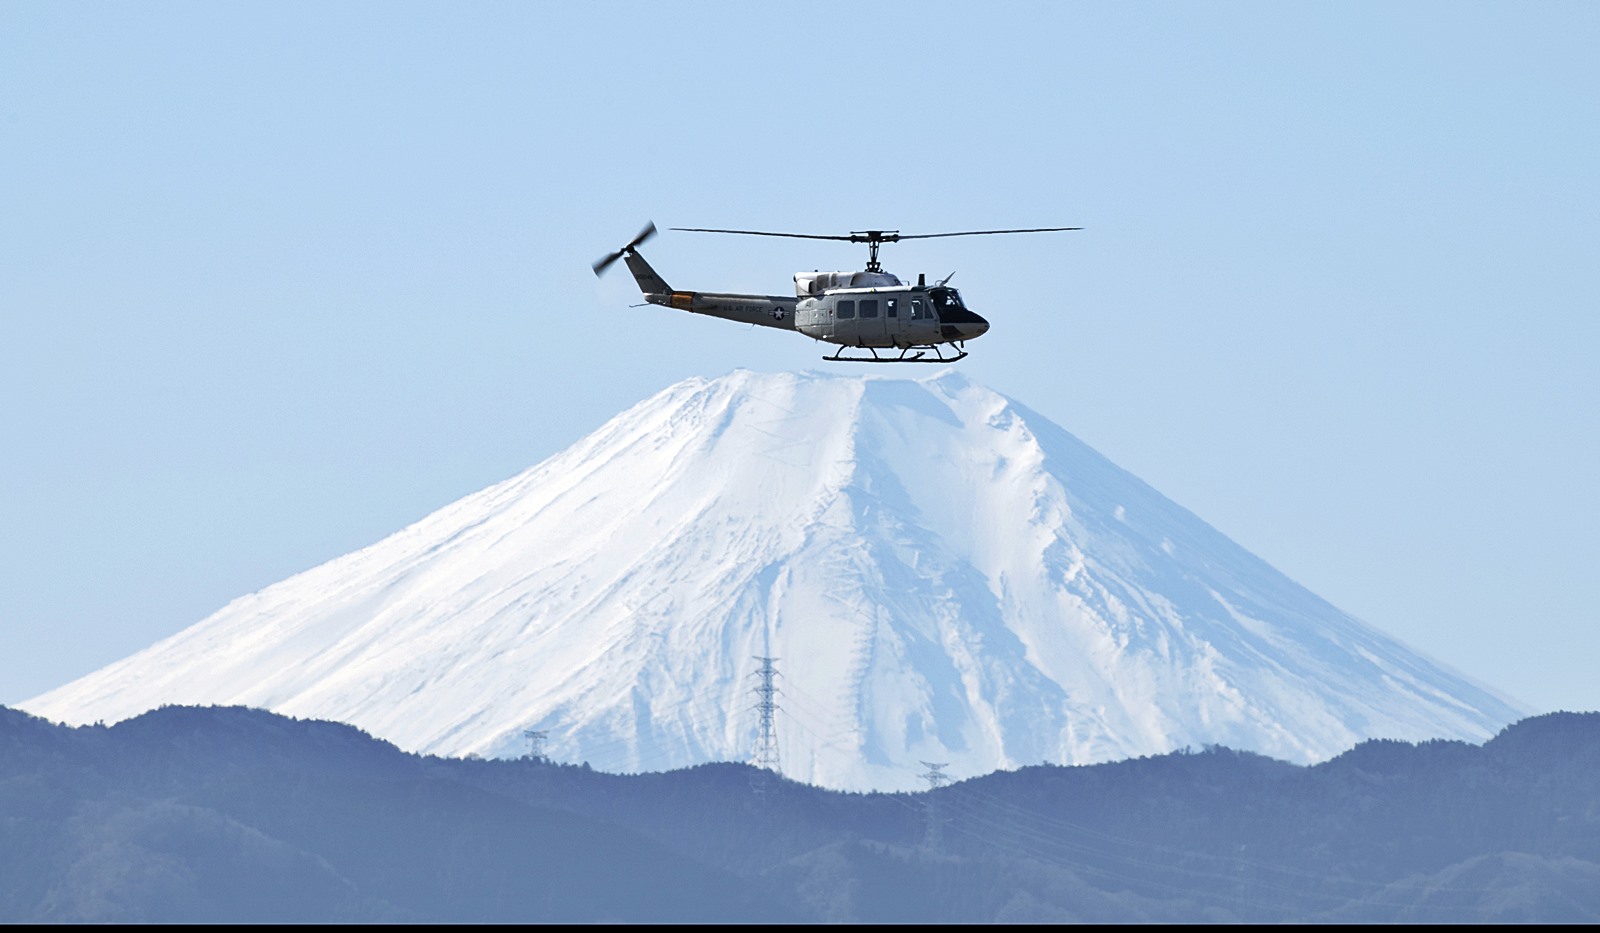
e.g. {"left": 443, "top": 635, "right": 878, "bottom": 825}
{"left": 592, "top": 222, "right": 1079, "bottom": 363}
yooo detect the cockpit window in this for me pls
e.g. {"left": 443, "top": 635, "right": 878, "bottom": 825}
{"left": 929, "top": 287, "right": 965, "bottom": 312}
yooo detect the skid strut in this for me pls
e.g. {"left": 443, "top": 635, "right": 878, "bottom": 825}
{"left": 822, "top": 344, "right": 968, "bottom": 364}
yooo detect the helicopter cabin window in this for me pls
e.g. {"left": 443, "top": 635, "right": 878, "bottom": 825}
{"left": 885, "top": 298, "right": 898, "bottom": 318}
{"left": 859, "top": 299, "right": 878, "bottom": 319}
{"left": 910, "top": 298, "right": 930, "bottom": 320}
{"left": 837, "top": 300, "right": 856, "bottom": 319}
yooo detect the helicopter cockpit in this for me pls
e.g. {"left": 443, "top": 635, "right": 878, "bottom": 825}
{"left": 928, "top": 286, "right": 964, "bottom": 314}
{"left": 926, "top": 285, "right": 990, "bottom": 340}
{"left": 928, "top": 286, "right": 983, "bottom": 322}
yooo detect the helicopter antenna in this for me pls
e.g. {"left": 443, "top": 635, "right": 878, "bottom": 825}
{"left": 936, "top": 272, "right": 956, "bottom": 287}
{"left": 672, "top": 226, "right": 1080, "bottom": 274}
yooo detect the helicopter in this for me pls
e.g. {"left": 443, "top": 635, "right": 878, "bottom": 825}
{"left": 592, "top": 222, "right": 1079, "bottom": 363}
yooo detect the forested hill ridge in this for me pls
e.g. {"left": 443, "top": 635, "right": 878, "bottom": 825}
{"left": 3, "top": 705, "right": 1598, "bottom": 923}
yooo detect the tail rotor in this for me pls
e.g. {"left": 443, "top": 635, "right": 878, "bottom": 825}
{"left": 592, "top": 221, "right": 658, "bottom": 276}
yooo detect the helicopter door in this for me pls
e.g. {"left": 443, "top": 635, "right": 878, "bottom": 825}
{"left": 882, "top": 297, "right": 905, "bottom": 346}
{"left": 854, "top": 297, "right": 887, "bottom": 346}
{"left": 908, "top": 296, "right": 936, "bottom": 343}
{"left": 832, "top": 297, "right": 854, "bottom": 343}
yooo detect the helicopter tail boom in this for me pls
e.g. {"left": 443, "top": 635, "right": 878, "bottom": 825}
{"left": 623, "top": 250, "right": 672, "bottom": 296}
{"left": 618, "top": 247, "right": 793, "bottom": 330}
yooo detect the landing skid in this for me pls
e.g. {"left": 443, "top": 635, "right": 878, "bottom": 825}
{"left": 822, "top": 345, "right": 969, "bottom": 364}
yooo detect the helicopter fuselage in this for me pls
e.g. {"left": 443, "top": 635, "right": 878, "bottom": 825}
{"left": 793, "top": 277, "right": 989, "bottom": 349}
{"left": 625, "top": 251, "right": 988, "bottom": 356}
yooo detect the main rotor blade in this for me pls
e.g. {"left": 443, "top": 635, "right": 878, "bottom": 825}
{"left": 674, "top": 226, "right": 1081, "bottom": 244}
{"left": 895, "top": 227, "right": 1082, "bottom": 240}
{"left": 671, "top": 227, "right": 857, "bottom": 242}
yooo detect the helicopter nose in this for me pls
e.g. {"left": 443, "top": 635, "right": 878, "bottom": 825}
{"left": 939, "top": 312, "right": 990, "bottom": 343}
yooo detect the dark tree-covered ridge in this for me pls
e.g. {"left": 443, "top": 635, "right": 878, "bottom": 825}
{"left": 3, "top": 705, "right": 1598, "bottom": 922}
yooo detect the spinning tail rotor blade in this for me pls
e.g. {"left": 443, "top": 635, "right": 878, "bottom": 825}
{"left": 592, "top": 221, "right": 658, "bottom": 276}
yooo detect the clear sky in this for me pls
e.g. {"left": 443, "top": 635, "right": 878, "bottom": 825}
{"left": 3, "top": 2, "right": 1596, "bottom": 717}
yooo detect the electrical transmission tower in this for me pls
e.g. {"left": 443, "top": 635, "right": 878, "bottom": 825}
{"left": 750, "top": 656, "right": 781, "bottom": 797}
{"left": 919, "top": 761, "right": 951, "bottom": 852}
{"left": 523, "top": 729, "right": 548, "bottom": 762}
{"left": 751, "top": 657, "right": 781, "bottom": 772}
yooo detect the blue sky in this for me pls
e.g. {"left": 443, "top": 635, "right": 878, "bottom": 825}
{"left": 3, "top": 1, "right": 1596, "bottom": 716}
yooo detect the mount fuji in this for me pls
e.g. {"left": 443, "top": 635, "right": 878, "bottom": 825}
{"left": 22, "top": 370, "right": 1527, "bottom": 791}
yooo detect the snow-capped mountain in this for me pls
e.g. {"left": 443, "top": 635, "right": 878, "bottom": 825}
{"left": 22, "top": 370, "right": 1527, "bottom": 791}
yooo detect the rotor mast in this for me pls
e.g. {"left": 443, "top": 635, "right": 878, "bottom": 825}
{"left": 851, "top": 231, "right": 897, "bottom": 273}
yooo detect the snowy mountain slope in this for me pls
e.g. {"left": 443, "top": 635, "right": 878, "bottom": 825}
{"left": 22, "top": 370, "right": 1528, "bottom": 791}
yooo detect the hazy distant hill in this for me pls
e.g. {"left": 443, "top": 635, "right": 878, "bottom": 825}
{"left": 3, "top": 705, "right": 1597, "bottom": 922}
{"left": 23, "top": 371, "right": 1525, "bottom": 790}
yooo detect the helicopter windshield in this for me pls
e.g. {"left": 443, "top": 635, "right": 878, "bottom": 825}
{"left": 928, "top": 286, "right": 965, "bottom": 313}
{"left": 927, "top": 286, "right": 986, "bottom": 325}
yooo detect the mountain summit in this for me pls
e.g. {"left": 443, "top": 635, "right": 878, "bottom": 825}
{"left": 23, "top": 370, "right": 1525, "bottom": 790}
